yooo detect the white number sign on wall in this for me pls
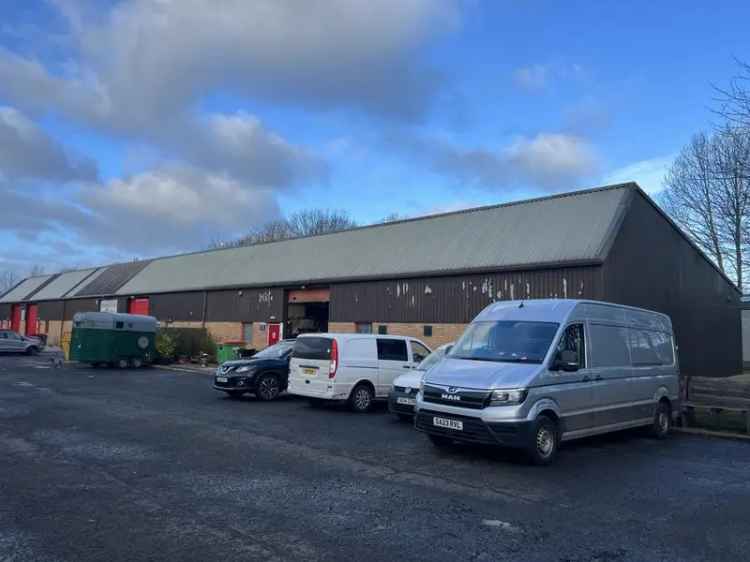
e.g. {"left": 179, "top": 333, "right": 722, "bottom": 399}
{"left": 99, "top": 299, "right": 118, "bottom": 313}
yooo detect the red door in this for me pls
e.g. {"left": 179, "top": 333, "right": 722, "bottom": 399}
{"left": 26, "top": 304, "right": 38, "bottom": 336}
{"left": 128, "top": 298, "right": 150, "bottom": 316}
{"left": 267, "top": 323, "right": 281, "bottom": 346}
{"left": 11, "top": 304, "right": 21, "bottom": 332}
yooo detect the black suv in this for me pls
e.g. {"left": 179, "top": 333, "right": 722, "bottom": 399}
{"left": 213, "top": 339, "right": 295, "bottom": 401}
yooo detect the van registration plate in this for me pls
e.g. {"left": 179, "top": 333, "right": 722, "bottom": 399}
{"left": 433, "top": 417, "right": 463, "bottom": 431}
{"left": 397, "top": 397, "right": 416, "bottom": 406}
{"left": 303, "top": 368, "right": 317, "bottom": 376}
{"left": 216, "top": 377, "right": 228, "bottom": 383}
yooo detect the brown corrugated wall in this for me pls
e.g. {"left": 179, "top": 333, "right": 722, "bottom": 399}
{"left": 330, "top": 266, "right": 603, "bottom": 324}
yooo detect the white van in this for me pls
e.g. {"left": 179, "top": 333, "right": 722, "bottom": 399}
{"left": 288, "top": 333, "right": 431, "bottom": 412}
{"left": 415, "top": 299, "right": 680, "bottom": 465}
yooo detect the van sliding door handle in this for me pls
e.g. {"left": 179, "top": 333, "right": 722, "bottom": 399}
{"left": 403, "top": 365, "right": 413, "bottom": 369}
{"left": 581, "top": 375, "right": 591, "bottom": 382}
{"left": 593, "top": 375, "right": 602, "bottom": 381}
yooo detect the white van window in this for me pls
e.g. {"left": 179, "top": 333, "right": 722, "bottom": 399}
{"left": 410, "top": 341, "right": 430, "bottom": 363}
{"left": 589, "top": 324, "right": 630, "bottom": 368}
{"left": 377, "top": 339, "right": 408, "bottom": 361}
{"left": 556, "top": 324, "right": 586, "bottom": 368}
{"left": 629, "top": 330, "right": 661, "bottom": 366}
{"left": 292, "top": 337, "right": 333, "bottom": 360}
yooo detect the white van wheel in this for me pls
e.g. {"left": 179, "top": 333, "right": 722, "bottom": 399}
{"left": 527, "top": 415, "right": 559, "bottom": 465}
{"left": 349, "top": 384, "right": 374, "bottom": 413}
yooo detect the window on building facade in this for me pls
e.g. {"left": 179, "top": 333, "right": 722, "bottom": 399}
{"left": 242, "top": 322, "right": 253, "bottom": 343}
{"left": 355, "top": 322, "right": 372, "bottom": 334}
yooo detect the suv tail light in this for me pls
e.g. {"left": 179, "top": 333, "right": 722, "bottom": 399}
{"left": 328, "top": 339, "right": 339, "bottom": 378}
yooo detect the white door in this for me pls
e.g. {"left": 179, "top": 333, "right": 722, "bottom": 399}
{"left": 376, "top": 338, "right": 411, "bottom": 397}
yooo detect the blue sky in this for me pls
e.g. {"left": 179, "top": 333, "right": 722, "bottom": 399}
{"left": 1, "top": 0, "right": 748, "bottom": 278}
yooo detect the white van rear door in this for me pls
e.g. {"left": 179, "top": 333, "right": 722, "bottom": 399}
{"left": 290, "top": 336, "right": 334, "bottom": 396}
{"left": 376, "top": 338, "right": 411, "bottom": 397}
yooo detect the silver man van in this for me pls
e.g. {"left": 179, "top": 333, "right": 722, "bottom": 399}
{"left": 415, "top": 299, "right": 679, "bottom": 464}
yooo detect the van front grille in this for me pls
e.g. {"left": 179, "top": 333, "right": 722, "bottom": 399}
{"left": 422, "top": 384, "right": 489, "bottom": 409}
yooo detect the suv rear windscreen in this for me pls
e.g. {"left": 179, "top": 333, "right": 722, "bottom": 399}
{"left": 292, "top": 337, "right": 333, "bottom": 360}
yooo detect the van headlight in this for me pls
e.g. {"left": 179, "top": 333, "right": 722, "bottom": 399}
{"left": 236, "top": 366, "right": 254, "bottom": 374}
{"left": 488, "top": 389, "right": 527, "bottom": 406}
{"left": 418, "top": 372, "right": 427, "bottom": 393}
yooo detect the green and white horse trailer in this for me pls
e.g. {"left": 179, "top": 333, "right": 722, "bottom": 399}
{"left": 70, "top": 312, "right": 158, "bottom": 368}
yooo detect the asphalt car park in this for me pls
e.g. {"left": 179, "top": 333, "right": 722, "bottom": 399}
{"left": 1, "top": 363, "right": 749, "bottom": 562}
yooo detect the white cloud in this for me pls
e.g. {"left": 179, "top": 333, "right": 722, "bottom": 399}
{"left": 0, "top": 106, "right": 97, "bottom": 182}
{"left": 513, "top": 65, "right": 549, "bottom": 92}
{"left": 184, "top": 112, "right": 328, "bottom": 188}
{"left": 82, "top": 166, "right": 281, "bottom": 252}
{"left": 512, "top": 62, "right": 586, "bottom": 93}
{"left": 603, "top": 155, "right": 674, "bottom": 195}
{"left": 394, "top": 131, "right": 598, "bottom": 190}
{"left": 1, "top": 0, "right": 459, "bottom": 127}
{"left": 504, "top": 133, "right": 598, "bottom": 187}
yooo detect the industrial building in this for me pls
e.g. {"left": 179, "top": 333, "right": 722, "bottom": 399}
{"left": 0, "top": 183, "right": 741, "bottom": 377}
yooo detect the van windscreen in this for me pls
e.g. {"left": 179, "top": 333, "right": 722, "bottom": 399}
{"left": 449, "top": 321, "right": 559, "bottom": 364}
{"left": 292, "top": 337, "right": 333, "bottom": 360}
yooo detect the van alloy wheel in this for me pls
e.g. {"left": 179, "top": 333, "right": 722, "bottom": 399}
{"left": 256, "top": 374, "right": 280, "bottom": 401}
{"left": 350, "top": 384, "right": 374, "bottom": 413}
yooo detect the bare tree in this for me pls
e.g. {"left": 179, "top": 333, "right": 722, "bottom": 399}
{"left": 378, "top": 213, "right": 406, "bottom": 223}
{"left": 211, "top": 209, "right": 357, "bottom": 249}
{"left": 662, "top": 127, "right": 750, "bottom": 288}
{"left": 713, "top": 126, "right": 750, "bottom": 286}
{"left": 0, "top": 270, "right": 20, "bottom": 294}
{"left": 662, "top": 132, "right": 726, "bottom": 272}
{"left": 715, "top": 59, "right": 750, "bottom": 128}
{"left": 286, "top": 209, "right": 357, "bottom": 238}
{"left": 29, "top": 264, "right": 45, "bottom": 277}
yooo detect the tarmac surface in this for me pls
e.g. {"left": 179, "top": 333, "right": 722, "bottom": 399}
{"left": 1, "top": 356, "right": 749, "bottom": 561}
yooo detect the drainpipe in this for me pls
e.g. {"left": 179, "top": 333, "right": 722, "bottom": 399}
{"left": 201, "top": 290, "right": 208, "bottom": 328}
{"left": 59, "top": 300, "right": 66, "bottom": 344}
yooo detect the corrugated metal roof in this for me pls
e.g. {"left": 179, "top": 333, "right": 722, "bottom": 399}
{"left": 31, "top": 268, "right": 99, "bottom": 301}
{"left": 117, "top": 184, "right": 634, "bottom": 295}
{"left": 0, "top": 275, "right": 55, "bottom": 303}
{"left": 74, "top": 261, "right": 151, "bottom": 297}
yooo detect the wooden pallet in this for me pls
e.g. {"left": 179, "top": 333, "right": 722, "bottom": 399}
{"left": 682, "top": 401, "right": 750, "bottom": 434}
{"left": 682, "top": 375, "right": 750, "bottom": 434}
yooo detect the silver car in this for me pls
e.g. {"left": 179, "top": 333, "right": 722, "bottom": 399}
{"left": 0, "top": 330, "right": 42, "bottom": 355}
{"left": 415, "top": 299, "right": 679, "bottom": 465}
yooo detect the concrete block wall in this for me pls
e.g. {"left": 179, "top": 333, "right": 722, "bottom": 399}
{"left": 204, "top": 321, "right": 268, "bottom": 350}
{"left": 328, "top": 322, "right": 467, "bottom": 349}
{"left": 205, "top": 322, "right": 242, "bottom": 344}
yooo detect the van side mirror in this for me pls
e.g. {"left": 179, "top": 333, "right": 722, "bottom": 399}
{"left": 552, "top": 350, "right": 580, "bottom": 372}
